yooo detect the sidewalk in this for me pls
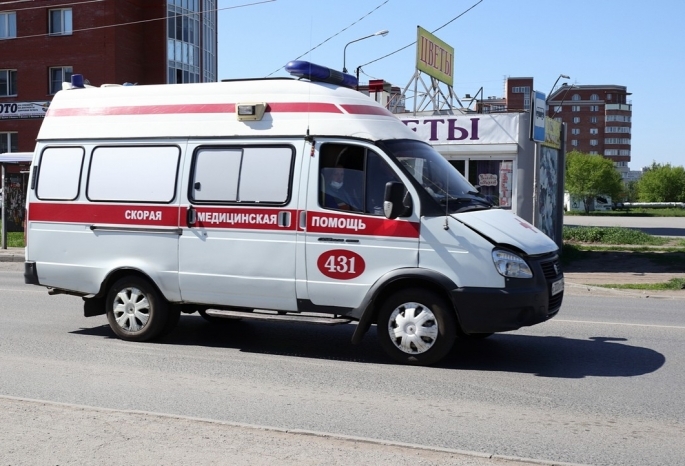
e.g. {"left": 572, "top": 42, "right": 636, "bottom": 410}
{"left": 0, "top": 246, "right": 24, "bottom": 262}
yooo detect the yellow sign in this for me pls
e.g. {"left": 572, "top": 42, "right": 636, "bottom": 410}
{"left": 543, "top": 117, "right": 561, "bottom": 149}
{"left": 416, "top": 26, "right": 454, "bottom": 86}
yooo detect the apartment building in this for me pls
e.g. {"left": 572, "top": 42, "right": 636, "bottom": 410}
{"left": 548, "top": 84, "right": 631, "bottom": 174}
{"left": 0, "top": 0, "right": 217, "bottom": 153}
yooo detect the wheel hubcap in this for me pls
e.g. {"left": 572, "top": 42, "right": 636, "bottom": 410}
{"left": 388, "top": 302, "right": 438, "bottom": 354}
{"left": 112, "top": 287, "right": 150, "bottom": 332}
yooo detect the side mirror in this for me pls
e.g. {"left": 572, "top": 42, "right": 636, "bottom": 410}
{"left": 383, "top": 182, "right": 412, "bottom": 219}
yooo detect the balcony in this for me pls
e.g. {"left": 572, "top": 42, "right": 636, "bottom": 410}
{"left": 606, "top": 103, "right": 631, "bottom": 112}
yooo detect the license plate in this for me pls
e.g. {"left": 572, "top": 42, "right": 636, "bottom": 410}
{"left": 551, "top": 278, "right": 564, "bottom": 296}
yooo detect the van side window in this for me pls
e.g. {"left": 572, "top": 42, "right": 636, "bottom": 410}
{"left": 319, "top": 144, "right": 399, "bottom": 215}
{"left": 36, "top": 147, "right": 84, "bottom": 201}
{"left": 191, "top": 146, "right": 293, "bottom": 204}
{"left": 87, "top": 146, "right": 180, "bottom": 203}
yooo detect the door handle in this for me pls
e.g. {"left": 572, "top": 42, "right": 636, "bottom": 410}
{"left": 187, "top": 206, "right": 196, "bottom": 226}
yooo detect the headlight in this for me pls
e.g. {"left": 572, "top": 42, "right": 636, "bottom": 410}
{"left": 492, "top": 249, "right": 533, "bottom": 278}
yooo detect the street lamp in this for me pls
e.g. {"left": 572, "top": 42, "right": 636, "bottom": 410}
{"left": 547, "top": 74, "right": 570, "bottom": 101}
{"left": 342, "top": 29, "right": 389, "bottom": 73}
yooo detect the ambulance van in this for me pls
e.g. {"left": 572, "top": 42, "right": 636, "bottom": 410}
{"left": 24, "top": 62, "right": 563, "bottom": 365}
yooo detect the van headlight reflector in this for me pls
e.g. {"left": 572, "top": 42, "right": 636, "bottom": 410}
{"left": 492, "top": 250, "right": 533, "bottom": 278}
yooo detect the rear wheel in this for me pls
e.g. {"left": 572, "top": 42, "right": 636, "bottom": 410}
{"left": 106, "top": 276, "right": 169, "bottom": 341}
{"left": 376, "top": 289, "right": 456, "bottom": 365}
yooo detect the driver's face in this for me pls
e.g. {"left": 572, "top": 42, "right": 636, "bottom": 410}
{"left": 332, "top": 167, "right": 344, "bottom": 182}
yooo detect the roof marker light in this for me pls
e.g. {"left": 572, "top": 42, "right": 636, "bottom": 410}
{"left": 236, "top": 102, "right": 267, "bottom": 121}
{"left": 285, "top": 61, "right": 358, "bottom": 89}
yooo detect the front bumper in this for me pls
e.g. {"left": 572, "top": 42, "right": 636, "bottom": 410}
{"left": 451, "top": 254, "right": 563, "bottom": 334}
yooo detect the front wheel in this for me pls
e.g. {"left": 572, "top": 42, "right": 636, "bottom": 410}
{"left": 376, "top": 289, "right": 456, "bottom": 365}
{"left": 106, "top": 276, "right": 169, "bottom": 341}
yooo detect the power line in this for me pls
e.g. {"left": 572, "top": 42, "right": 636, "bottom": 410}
{"left": 2, "top": 0, "right": 275, "bottom": 41}
{"left": 264, "top": 0, "right": 390, "bottom": 77}
{"left": 357, "top": 0, "right": 483, "bottom": 72}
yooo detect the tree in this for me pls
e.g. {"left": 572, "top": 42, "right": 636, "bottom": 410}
{"left": 565, "top": 150, "right": 623, "bottom": 213}
{"left": 637, "top": 162, "right": 685, "bottom": 202}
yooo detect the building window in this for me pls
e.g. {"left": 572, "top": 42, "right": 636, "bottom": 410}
{"left": 0, "top": 69, "right": 17, "bottom": 96}
{"left": 571, "top": 128, "right": 580, "bottom": 135}
{"left": 0, "top": 132, "right": 18, "bottom": 153}
{"left": 49, "top": 9, "right": 73, "bottom": 35}
{"left": 571, "top": 140, "right": 578, "bottom": 147}
{"left": 571, "top": 94, "right": 580, "bottom": 101}
{"left": 590, "top": 116, "right": 598, "bottom": 124}
{"left": 0, "top": 11, "right": 17, "bottom": 39}
{"left": 607, "top": 93, "right": 612, "bottom": 99}
{"left": 619, "top": 149, "right": 631, "bottom": 156}
{"left": 605, "top": 138, "right": 631, "bottom": 145}
{"left": 590, "top": 105, "right": 599, "bottom": 112}
{"left": 523, "top": 98, "right": 530, "bottom": 109}
{"left": 573, "top": 117, "right": 580, "bottom": 124}
{"left": 49, "top": 66, "right": 73, "bottom": 94}
{"left": 606, "top": 127, "right": 631, "bottom": 133}
{"left": 554, "top": 106, "right": 562, "bottom": 113}
{"left": 590, "top": 128, "right": 598, "bottom": 135}
{"left": 604, "top": 149, "right": 618, "bottom": 156}
{"left": 572, "top": 105, "right": 580, "bottom": 112}
{"left": 590, "top": 139, "right": 598, "bottom": 146}
{"left": 554, "top": 117, "right": 562, "bottom": 122}
{"left": 590, "top": 94, "right": 599, "bottom": 100}
{"left": 512, "top": 86, "right": 530, "bottom": 94}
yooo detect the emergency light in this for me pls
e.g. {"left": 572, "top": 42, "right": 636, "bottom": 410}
{"left": 285, "top": 61, "right": 358, "bottom": 89}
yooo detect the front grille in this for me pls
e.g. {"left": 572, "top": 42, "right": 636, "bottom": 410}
{"left": 540, "top": 259, "right": 562, "bottom": 280}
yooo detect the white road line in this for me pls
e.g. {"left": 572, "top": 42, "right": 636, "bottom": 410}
{"left": 555, "top": 319, "right": 685, "bottom": 330}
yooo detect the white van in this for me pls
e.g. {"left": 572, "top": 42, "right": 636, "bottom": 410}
{"left": 24, "top": 62, "right": 563, "bottom": 365}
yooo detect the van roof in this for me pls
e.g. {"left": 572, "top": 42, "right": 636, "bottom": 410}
{"left": 38, "top": 78, "right": 420, "bottom": 143}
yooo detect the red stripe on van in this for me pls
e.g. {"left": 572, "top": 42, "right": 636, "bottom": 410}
{"left": 307, "top": 212, "right": 420, "bottom": 238}
{"left": 339, "top": 105, "right": 395, "bottom": 117}
{"left": 47, "top": 104, "right": 236, "bottom": 117}
{"left": 46, "top": 102, "right": 343, "bottom": 117}
{"left": 28, "top": 203, "right": 180, "bottom": 227}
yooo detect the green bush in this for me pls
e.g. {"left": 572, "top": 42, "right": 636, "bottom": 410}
{"left": 563, "top": 226, "right": 669, "bottom": 245}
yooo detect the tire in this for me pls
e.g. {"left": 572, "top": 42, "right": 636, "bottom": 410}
{"left": 376, "top": 288, "right": 456, "bottom": 366}
{"left": 106, "top": 276, "right": 169, "bottom": 341}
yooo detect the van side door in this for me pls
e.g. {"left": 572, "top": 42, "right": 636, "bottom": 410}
{"left": 178, "top": 140, "right": 302, "bottom": 311}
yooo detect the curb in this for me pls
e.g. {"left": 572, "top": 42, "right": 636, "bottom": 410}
{"left": 0, "top": 251, "right": 24, "bottom": 262}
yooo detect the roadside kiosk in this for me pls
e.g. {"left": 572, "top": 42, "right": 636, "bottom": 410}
{"left": 0, "top": 152, "right": 32, "bottom": 249}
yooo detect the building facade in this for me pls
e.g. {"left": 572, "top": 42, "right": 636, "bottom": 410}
{"left": 0, "top": 0, "right": 217, "bottom": 153}
{"left": 547, "top": 84, "right": 632, "bottom": 175}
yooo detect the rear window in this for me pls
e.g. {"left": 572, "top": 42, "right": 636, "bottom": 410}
{"left": 36, "top": 147, "right": 84, "bottom": 201}
{"left": 87, "top": 146, "right": 180, "bottom": 203}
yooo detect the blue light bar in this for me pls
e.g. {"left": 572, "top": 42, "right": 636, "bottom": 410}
{"left": 285, "top": 61, "right": 358, "bottom": 89}
{"left": 70, "top": 74, "right": 85, "bottom": 89}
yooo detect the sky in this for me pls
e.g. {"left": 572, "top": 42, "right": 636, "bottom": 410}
{"left": 217, "top": 0, "right": 685, "bottom": 172}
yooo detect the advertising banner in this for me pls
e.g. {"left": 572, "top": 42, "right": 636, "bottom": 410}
{"left": 416, "top": 26, "right": 454, "bottom": 86}
{"left": 0, "top": 101, "right": 50, "bottom": 120}
{"left": 399, "top": 113, "right": 519, "bottom": 145}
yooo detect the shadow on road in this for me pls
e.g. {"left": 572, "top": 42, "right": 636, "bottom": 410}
{"left": 72, "top": 316, "right": 665, "bottom": 378}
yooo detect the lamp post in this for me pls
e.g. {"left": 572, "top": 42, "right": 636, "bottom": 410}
{"left": 342, "top": 29, "right": 389, "bottom": 74}
{"left": 547, "top": 74, "right": 570, "bottom": 101}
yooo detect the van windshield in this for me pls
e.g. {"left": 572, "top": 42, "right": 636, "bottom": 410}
{"left": 380, "top": 139, "right": 493, "bottom": 213}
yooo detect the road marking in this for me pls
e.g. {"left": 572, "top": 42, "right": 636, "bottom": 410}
{"left": 555, "top": 319, "right": 685, "bottom": 330}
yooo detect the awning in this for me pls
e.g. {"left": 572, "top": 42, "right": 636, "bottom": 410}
{"left": 0, "top": 152, "right": 33, "bottom": 164}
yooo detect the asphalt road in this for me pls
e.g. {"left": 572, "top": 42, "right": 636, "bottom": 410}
{"left": 1, "top": 262, "right": 684, "bottom": 465}
{"left": 564, "top": 215, "right": 685, "bottom": 237}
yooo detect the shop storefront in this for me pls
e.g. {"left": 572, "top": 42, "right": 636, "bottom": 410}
{"left": 398, "top": 112, "right": 564, "bottom": 248}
